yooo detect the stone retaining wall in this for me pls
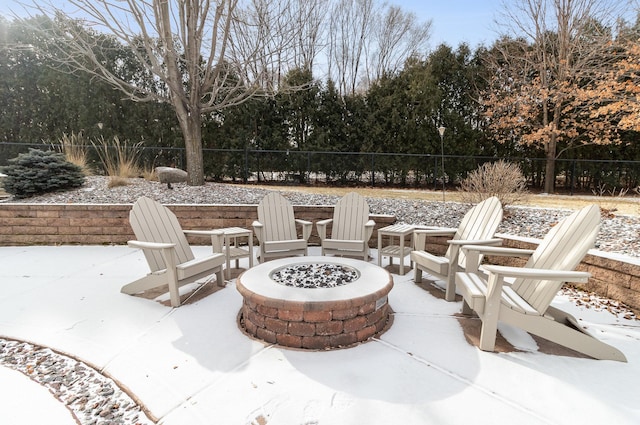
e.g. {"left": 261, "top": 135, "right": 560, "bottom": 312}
{"left": 0, "top": 203, "right": 395, "bottom": 246}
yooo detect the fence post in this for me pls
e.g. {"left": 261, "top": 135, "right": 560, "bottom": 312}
{"left": 243, "top": 146, "right": 249, "bottom": 183}
{"left": 570, "top": 159, "right": 576, "bottom": 195}
{"left": 370, "top": 153, "right": 375, "bottom": 187}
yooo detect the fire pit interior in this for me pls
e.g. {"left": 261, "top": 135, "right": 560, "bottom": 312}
{"left": 236, "top": 256, "right": 393, "bottom": 350}
{"left": 270, "top": 263, "right": 359, "bottom": 288}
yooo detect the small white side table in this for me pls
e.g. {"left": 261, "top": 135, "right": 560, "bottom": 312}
{"left": 377, "top": 224, "right": 415, "bottom": 275}
{"left": 219, "top": 227, "right": 254, "bottom": 279}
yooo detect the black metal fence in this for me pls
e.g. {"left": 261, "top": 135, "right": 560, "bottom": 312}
{"left": 1, "top": 142, "right": 639, "bottom": 195}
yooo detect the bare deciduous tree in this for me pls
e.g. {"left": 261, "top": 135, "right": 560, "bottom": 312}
{"left": 326, "top": 0, "right": 431, "bottom": 96}
{"left": 289, "top": 0, "right": 324, "bottom": 73}
{"left": 327, "top": 0, "right": 375, "bottom": 96}
{"left": 28, "top": 0, "right": 301, "bottom": 185}
{"left": 365, "top": 6, "right": 432, "bottom": 85}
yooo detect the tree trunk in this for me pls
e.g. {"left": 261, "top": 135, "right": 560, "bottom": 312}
{"left": 544, "top": 133, "right": 557, "bottom": 194}
{"left": 176, "top": 109, "right": 205, "bottom": 186}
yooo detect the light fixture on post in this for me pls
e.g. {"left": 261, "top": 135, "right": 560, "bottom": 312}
{"left": 437, "top": 126, "right": 446, "bottom": 202}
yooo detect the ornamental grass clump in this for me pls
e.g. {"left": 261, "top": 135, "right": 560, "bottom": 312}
{"left": 1, "top": 148, "right": 85, "bottom": 199}
{"left": 459, "top": 160, "right": 528, "bottom": 208}
{"left": 91, "top": 136, "right": 142, "bottom": 187}
{"left": 54, "top": 132, "right": 91, "bottom": 175}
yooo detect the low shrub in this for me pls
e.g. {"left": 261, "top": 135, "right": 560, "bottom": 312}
{"left": 458, "top": 160, "right": 528, "bottom": 208}
{"left": 1, "top": 149, "right": 85, "bottom": 199}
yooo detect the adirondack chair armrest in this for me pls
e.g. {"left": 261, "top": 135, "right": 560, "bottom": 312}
{"left": 182, "top": 229, "right": 224, "bottom": 236}
{"left": 364, "top": 219, "right": 375, "bottom": 240}
{"left": 127, "top": 240, "right": 178, "bottom": 271}
{"left": 315, "top": 218, "right": 333, "bottom": 241}
{"left": 295, "top": 219, "right": 313, "bottom": 241}
{"left": 461, "top": 245, "right": 536, "bottom": 257}
{"left": 483, "top": 264, "right": 591, "bottom": 284}
{"left": 460, "top": 245, "right": 535, "bottom": 273}
{"left": 413, "top": 228, "right": 457, "bottom": 237}
{"left": 477, "top": 266, "right": 590, "bottom": 319}
{"left": 413, "top": 228, "right": 457, "bottom": 250}
{"left": 448, "top": 238, "right": 502, "bottom": 246}
{"left": 183, "top": 229, "right": 224, "bottom": 252}
{"left": 252, "top": 220, "right": 264, "bottom": 243}
{"left": 445, "top": 239, "right": 503, "bottom": 271}
{"left": 127, "top": 240, "right": 176, "bottom": 250}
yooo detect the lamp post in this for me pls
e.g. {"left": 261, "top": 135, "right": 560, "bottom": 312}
{"left": 438, "top": 126, "right": 446, "bottom": 202}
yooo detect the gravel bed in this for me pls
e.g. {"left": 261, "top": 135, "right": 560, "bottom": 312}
{"left": 0, "top": 338, "right": 154, "bottom": 425}
{"left": 6, "top": 176, "right": 640, "bottom": 259}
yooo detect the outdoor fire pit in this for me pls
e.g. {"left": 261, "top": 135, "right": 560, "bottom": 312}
{"left": 236, "top": 256, "right": 393, "bottom": 349}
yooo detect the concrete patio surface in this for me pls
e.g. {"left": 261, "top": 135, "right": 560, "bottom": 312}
{"left": 0, "top": 245, "right": 638, "bottom": 424}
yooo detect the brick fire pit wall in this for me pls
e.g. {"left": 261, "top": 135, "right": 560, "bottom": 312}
{"left": 236, "top": 256, "right": 394, "bottom": 350}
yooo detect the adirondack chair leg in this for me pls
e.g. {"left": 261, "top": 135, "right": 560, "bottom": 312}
{"left": 414, "top": 267, "right": 423, "bottom": 283}
{"left": 216, "top": 269, "right": 225, "bottom": 287}
{"left": 161, "top": 248, "right": 181, "bottom": 307}
{"left": 445, "top": 245, "right": 462, "bottom": 301}
{"left": 478, "top": 273, "right": 503, "bottom": 352}
{"left": 167, "top": 282, "right": 181, "bottom": 307}
{"left": 445, "top": 272, "right": 456, "bottom": 302}
{"left": 461, "top": 300, "right": 474, "bottom": 316}
{"left": 479, "top": 316, "right": 499, "bottom": 352}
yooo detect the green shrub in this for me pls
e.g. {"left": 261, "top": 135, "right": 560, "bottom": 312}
{"left": 1, "top": 149, "right": 85, "bottom": 199}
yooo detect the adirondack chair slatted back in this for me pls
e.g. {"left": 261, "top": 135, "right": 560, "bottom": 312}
{"left": 511, "top": 204, "right": 600, "bottom": 313}
{"left": 130, "top": 197, "right": 195, "bottom": 272}
{"left": 257, "top": 192, "right": 298, "bottom": 242}
{"left": 331, "top": 192, "right": 370, "bottom": 240}
{"left": 447, "top": 196, "right": 503, "bottom": 267}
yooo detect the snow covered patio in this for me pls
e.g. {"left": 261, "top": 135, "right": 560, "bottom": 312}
{"left": 0, "top": 244, "right": 638, "bottom": 424}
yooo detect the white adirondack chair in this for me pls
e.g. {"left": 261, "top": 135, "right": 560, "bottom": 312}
{"left": 252, "top": 192, "right": 312, "bottom": 262}
{"left": 122, "top": 196, "right": 225, "bottom": 307}
{"left": 411, "top": 196, "right": 503, "bottom": 301}
{"left": 456, "top": 204, "right": 627, "bottom": 361}
{"left": 316, "top": 192, "right": 375, "bottom": 261}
